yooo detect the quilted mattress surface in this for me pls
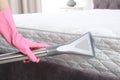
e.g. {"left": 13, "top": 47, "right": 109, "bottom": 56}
{"left": 0, "top": 28, "right": 120, "bottom": 80}
{"left": 0, "top": 11, "right": 120, "bottom": 79}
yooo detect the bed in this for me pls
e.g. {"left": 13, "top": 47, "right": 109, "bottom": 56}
{"left": 0, "top": 0, "right": 120, "bottom": 80}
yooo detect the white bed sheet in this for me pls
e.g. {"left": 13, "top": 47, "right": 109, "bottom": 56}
{"left": 13, "top": 9, "right": 120, "bottom": 38}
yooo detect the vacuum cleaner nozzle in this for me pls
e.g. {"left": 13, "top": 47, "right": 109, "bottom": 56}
{"left": 46, "top": 32, "right": 95, "bottom": 56}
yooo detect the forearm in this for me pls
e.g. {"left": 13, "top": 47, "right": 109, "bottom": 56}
{"left": 0, "top": 0, "right": 9, "bottom": 11}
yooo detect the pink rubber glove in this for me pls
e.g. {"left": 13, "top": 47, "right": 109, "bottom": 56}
{"left": 0, "top": 7, "right": 48, "bottom": 63}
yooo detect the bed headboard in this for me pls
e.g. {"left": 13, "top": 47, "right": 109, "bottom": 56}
{"left": 93, "top": 0, "right": 120, "bottom": 9}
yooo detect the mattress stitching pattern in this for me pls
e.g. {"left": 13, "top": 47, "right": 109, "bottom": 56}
{"left": 0, "top": 28, "right": 120, "bottom": 79}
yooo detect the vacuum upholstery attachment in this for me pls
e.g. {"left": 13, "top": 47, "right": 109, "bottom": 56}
{"left": 47, "top": 32, "right": 95, "bottom": 56}
{"left": 0, "top": 32, "right": 95, "bottom": 64}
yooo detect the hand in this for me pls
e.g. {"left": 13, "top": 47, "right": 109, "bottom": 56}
{"left": 0, "top": 7, "right": 49, "bottom": 63}
{"left": 23, "top": 39, "right": 49, "bottom": 63}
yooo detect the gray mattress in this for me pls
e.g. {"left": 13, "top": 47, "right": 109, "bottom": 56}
{"left": 0, "top": 27, "right": 120, "bottom": 80}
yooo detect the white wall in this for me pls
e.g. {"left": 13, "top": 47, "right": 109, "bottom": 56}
{"left": 41, "top": 0, "right": 93, "bottom": 13}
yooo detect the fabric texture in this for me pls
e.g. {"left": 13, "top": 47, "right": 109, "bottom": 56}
{"left": 0, "top": 27, "right": 120, "bottom": 79}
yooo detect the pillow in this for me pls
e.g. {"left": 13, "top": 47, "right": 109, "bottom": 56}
{"left": 93, "top": 0, "right": 120, "bottom": 9}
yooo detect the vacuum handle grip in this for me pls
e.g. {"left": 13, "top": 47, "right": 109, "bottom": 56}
{"left": 0, "top": 45, "right": 61, "bottom": 64}
{"left": 0, "top": 48, "right": 47, "bottom": 64}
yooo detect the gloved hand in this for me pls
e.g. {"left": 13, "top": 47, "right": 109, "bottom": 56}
{"left": 0, "top": 7, "right": 48, "bottom": 63}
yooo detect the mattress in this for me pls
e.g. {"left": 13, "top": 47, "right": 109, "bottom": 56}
{"left": 0, "top": 10, "right": 120, "bottom": 80}
{"left": 13, "top": 10, "right": 120, "bottom": 38}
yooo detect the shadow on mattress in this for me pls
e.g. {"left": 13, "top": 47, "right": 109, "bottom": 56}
{"left": 0, "top": 61, "right": 118, "bottom": 80}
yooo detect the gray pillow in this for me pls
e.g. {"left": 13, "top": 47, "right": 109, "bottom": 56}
{"left": 94, "top": 0, "right": 120, "bottom": 9}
